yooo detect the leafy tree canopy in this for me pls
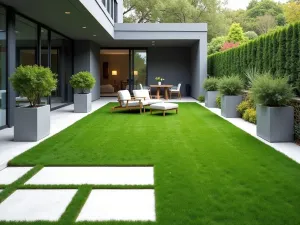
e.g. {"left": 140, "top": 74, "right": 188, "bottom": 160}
{"left": 247, "top": 0, "right": 283, "bottom": 18}
{"left": 283, "top": 1, "right": 300, "bottom": 23}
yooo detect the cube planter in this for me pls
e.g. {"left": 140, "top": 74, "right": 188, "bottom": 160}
{"left": 221, "top": 95, "right": 243, "bottom": 118}
{"left": 256, "top": 105, "right": 294, "bottom": 143}
{"left": 74, "top": 93, "right": 92, "bottom": 113}
{"left": 205, "top": 91, "right": 219, "bottom": 108}
{"left": 14, "top": 105, "right": 50, "bottom": 142}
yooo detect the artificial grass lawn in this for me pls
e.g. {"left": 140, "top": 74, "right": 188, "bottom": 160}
{"left": 3, "top": 102, "right": 300, "bottom": 225}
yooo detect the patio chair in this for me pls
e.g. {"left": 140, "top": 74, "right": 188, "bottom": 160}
{"left": 133, "top": 90, "right": 163, "bottom": 109}
{"left": 111, "top": 90, "right": 146, "bottom": 114}
{"left": 169, "top": 83, "right": 182, "bottom": 99}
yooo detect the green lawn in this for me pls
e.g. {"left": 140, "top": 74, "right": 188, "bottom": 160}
{"left": 2, "top": 102, "right": 300, "bottom": 225}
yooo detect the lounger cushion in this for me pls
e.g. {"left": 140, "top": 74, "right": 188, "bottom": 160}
{"left": 121, "top": 101, "right": 143, "bottom": 107}
{"left": 118, "top": 90, "right": 131, "bottom": 101}
{"left": 150, "top": 103, "right": 179, "bottom": 110}
{"left": 133, "top": 90, "right": 151, "bottom": 100}
{"left": 144, "top": 99, "right": 163, "bottom": 105}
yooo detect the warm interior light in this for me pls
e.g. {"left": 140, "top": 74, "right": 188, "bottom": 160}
{"left": 112, "top": 70, "right": 118, "bottom": 76}
{"left": 82, "top": 26, "right": 87, "bottom": 29}
{"left": 134, "top": 71, "right": 138, "bottom": 76}
{"left": 65, "top": 12, "right": 71, "bottom": 14}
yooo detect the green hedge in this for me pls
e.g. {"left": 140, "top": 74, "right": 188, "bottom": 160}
{"left": 208, "top": 22, "right": 300, "bottom": 88}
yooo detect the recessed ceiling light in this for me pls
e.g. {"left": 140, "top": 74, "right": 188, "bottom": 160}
{"left": 65, "top": 11, "right": 71, "bottom": 14}
{"left": 15, "top": 30, "right": 19, "bottom": 33}
{"left": 82, "top": 26, "right": 87, "bottom": 29}
{"left": 93, "top": 34, "right": 97, "bottom": 36}
{"left": 152, "top": 41, "right": 155, "bottom": 43}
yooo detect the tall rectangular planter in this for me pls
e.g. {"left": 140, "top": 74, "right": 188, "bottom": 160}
{"left": 205, "top": 91, "right": 219, "bottom": 108}
{"left": 74, "top": 93, "right": 92, "bottom": 113}
{"left": 257, "top": 105, "right": 294, "bottom": 142}
{"left": 14, "top": 105, "right": 50, "bottom": 142}
{"left": 221, "top": 95, "right": 243, "bottom": 118}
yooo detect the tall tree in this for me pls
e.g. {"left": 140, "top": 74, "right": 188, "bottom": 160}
{"left": 283, "top": 1, "right": 300, "bottom": 24}
{"left": 256, "top": 14, "right": 277, "bottom": 34}
{"left": 247, "top": 0, "right": 283, "bottom": 18}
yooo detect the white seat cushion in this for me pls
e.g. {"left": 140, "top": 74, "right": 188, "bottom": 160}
{"left": 118, "top": 90, "right": 131, "bottom": 101}
{"left": 121, "top": 101, "right": 144, "bottom": 107}
{"left": 133, "top": 90, "right": 151, "bottom": 100}
{"left": 144, "top": 99, "right": 163, "bottom": 105}
{"left": 150, "top": 103, "right": 178, "bottom": 110}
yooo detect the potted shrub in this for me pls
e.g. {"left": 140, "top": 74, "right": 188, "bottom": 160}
{"left": 70, "top": 71, "right": 96, "bottom": 113}
{"left": 218, "top": 76, "right": 243, "bottom": 118}
{"left": 10, "top": 65, "right": 57, "bottom": 142}
{"left": 251, "top": 74, "right": 294, "bottom": 142}
{"left": 203, "top": 77, "right": 219, "bottom": 108}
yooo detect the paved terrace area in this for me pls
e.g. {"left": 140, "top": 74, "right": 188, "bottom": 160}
{"left": 0, "top": 97, "right": 299, "bottom": 171}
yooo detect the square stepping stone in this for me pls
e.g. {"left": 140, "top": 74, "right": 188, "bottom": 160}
{"left": 0, "top": 189, "right": 77, "bottom": 221}
{"left": 26, "top": 167, "right": 154, "bottom": 185}
{"left": 0, "top": 167, "right": 32, "bottom": 184}
{"left": 77, "top": 189, "right": 156, "bottom": 221}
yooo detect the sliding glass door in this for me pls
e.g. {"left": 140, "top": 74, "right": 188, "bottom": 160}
{"left": 129, "top": 49, "right": 147, "bottom": 92}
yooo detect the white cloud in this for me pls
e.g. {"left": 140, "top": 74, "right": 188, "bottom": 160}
{"left": 226, "top": 0, "right": 288, "bottom": 10}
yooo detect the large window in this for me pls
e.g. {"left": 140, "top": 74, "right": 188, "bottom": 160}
{"left": 51, "top": 32, "right": 72, "bottom": 109}
{"left": 114, "top": 0, "right": 118, "bottom": 22}
{"left": 0, "top": 6, "right": 6, "bottom": 127}
{"left": 16, "top": 15, "right": 37, "bottom": 66}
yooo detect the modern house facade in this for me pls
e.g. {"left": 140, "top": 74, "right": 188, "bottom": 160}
{"left": 0, "top": 0, "right": 207, "bottom": 129}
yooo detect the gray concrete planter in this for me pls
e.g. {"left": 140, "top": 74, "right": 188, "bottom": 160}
{"left": 205, "top": 91, "right": 219, "bottom": 108}
{"left": 256, "top": 105, "right": 294, "bottom": 142}
{"left": 74, "top": 93, "right": 92, "bottom": 113}
{"left": 221, "top": 95, "right": 243, "bottom": 118}
{"left": 14, "top": 105, "right": 50, "bottom": 142}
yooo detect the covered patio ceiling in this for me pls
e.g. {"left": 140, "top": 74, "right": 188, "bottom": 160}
{"left": 0, "top": 0, "right": 113, "bottom": 43}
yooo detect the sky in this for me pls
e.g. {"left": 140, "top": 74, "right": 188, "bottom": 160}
{"left": 226, "top": 0, "right": 288, "bottom": 10}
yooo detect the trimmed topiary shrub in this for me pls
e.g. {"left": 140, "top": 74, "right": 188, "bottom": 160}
{"left": 70, "top": 71, "right": 96, "bottom": 94}
{"left": 203, "top": 77, "right": 219, "bottom": 91}
{"left": 218, "top": 76, "right": 243, "bottom": 95}
{"left": 10, "top": 65, "right": 57, "bottom": 107}
{"left": 198, "top": 96, "right": 205, "bottom": 102}
{"left": 251, "top": 74, "right": 294, "bottom": 106}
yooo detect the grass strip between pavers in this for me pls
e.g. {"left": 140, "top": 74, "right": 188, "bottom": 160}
{"left": 58, "top": 186, "right": 92, "bottom": 223}
{"left": 0, "top": 165, "right": 43, "bottom": 204}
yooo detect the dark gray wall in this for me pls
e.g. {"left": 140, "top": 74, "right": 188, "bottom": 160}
{"left": 74, "top": 40, "right": 100, "bottom": 101}
{"left": 90, "top": 41, "right": 101, "bottom": 100}
{"left": 148, "top": 47, "right": 191, "bottom": 96}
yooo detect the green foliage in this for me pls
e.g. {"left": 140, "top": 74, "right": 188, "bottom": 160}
{"left": 251, "top": 74, "right": 294, "bottom": 106}
{"left": 9, "top": 65, "right": 57, "bottom": 107}
{"left": 218, "top": 76, "right": 243, "bottom": 95}
{"left": 294, "top": 123, "right": 300, "bottom": 141}
{"left": 244, "top": 31, "right": 258, "bottom": 40}
{"left": 69, "top": 71, "right": 96, "bottom": 93}
{"left": 198, "top": 95, "right": 205, "bottom": 102}
{"left": 237, "top": 100, "right": 252, "bottom": 115}
{"left": 208, "top": 22, "right": 300, "bottom": 96}
{"left": 227, "top": 23, "right": 246, "bottom": 43}
{"left": 247, "top": 0, "right": 283, "bottom": 19}
{"left": 203, "top": 77, "right": 219, "bottom": 91}
{"left": 216, "top": 94, "right": 221, "bottom": 108}
{"left": 243, "top": 108, "right": 257, "bottom": 124}
{"left": 208, "top": 36, "right": 227, "bottom": 55}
